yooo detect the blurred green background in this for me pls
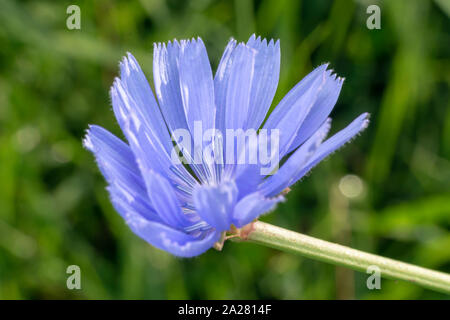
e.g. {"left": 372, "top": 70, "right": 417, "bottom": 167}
{"left": 0, "top": 0, "right": 449, "bottom": 299}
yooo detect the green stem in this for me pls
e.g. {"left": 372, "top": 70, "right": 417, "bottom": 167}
{"left": 237, "top": 221, "right": 450, "bottom": 294}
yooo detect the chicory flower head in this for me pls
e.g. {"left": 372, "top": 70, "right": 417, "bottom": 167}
{"left": 84, "top": 34, "right": 369, "bottom": 257}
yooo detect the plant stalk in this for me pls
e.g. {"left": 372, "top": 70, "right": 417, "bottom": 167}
{"left": 234, "top": 221, "right": 450, "bottom": 294}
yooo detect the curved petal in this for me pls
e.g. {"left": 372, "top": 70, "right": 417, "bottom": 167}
{"left": 214, "top": 43, "right": 256, "bottom": 172}
{"left": 234, "top": 164, "right": 262, "bottom": 199}
{"left": 108, "top": 185, "right": 162, "bottom": 223}
{"left": 193, "top": 181, "right": 238, "bottom": 231}
{"left": 215, "top": 38, "right": 237, "bottom": 134}
{"left": 245, "top": 35, "right": 281, "bottom": 130}
{"left": 287, "top": 72, "right": 343, "bottom": 153}
{"left": 108, "top": 178, "right": 218, "bottom": 257}
{"left": 111, "top": 78, "right": 197, "bottom": 194}
{"left": 145, "top": 170, "right": 194, "bottom": 229}
{"left": 263, "top": 64, "right": 330, "bottom": 156}
{"left": 84, "top": 125, "right": 143, "bottom": 188}
{"left": 233, "top": 135, "right": 264, "bottom": 199}
{"left": 84, "top": 125, "right": 162, "bottom": 223}
{"left": 153, "top": 41, "right": 190, "bottom": 135}
{"left": 124, "top": 210, "right": 220, "bottom": 258}
{"left": 291, "top": 113, "right": 370, "bottom": 185}
{"left": 232, "top": 192, "right": 284, "bottom": 228}
{"left": 223, "top": 43, "right": 255, "bottom": 131}
{"left": 119, "top": 53, "right": 173, "bottom": 154}
{"left": 178, "top": 38, "right": 216, "bottom": 133}
{"left": 259, "top": 119, "right": 331, "bottom": 197}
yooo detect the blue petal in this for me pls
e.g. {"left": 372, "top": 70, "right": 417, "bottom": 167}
{"left": 263, "top": 64, "right": 330, "bottom": 156}
{"left": 291, "top": 113, "right": 370, "bottom": 185}
{"left": 123, "top": 209, "right": 220, "bottom": 257}
{"left": 214, "top": 42, "right": 256, "bottom": 171}
{"left": 232, "top": 192, "right": 284, "bottom": 228}
{"left": 234, "top": 165, "right": 262, "bottom": 199}
{"left": 287, "top": 72, "right": 344, "bottom": 153}
{"left": 215, "top": 35, "right": 280, "bottom": 132}
{"left": 193, "top": 181, "right": 238, "bottom": 231}
{"left": 109, "top": 183, "right": 218, "bottom": 257}
{"left": 111, "top": 77, "right": 169, "bottom": 176}
{"left": 108, "top": 185, "right": 162, "bottom": 223}
{"left": 153, "top": 41, "right": 190, "bottom": 135}
{"left": 84, "top": 125, "right": 141, "bottom": 186}
{"left": 215, "top": 38, "right": 237, "bottom": 134}
{"left": 223, "top": 43, "right": 255, "bottom": 130}
{"left": 178, "top": 38, "right": 216, "bottom": 132}
{"left": 119, "top": 53, "right": 173, "bottom": 154}
{"left": 154, "top": 41, "right": 220, "bottom": 185}
{"left": 144, "top": 170, "right": 194, "bottom": 229}
{"left": 259, "top": 119, "right": 332, "bottom": 197}
{"left": 111, "top": 79, "right": 197, "bottom": 193}
{"left": 233, "top": 137, "right": 264, "bottom": 199}
{"left": 83, "top": 125, "right": 162, "bottom": 223}
{"left": 245, "top": 35, "right": 281, "bottom": 130}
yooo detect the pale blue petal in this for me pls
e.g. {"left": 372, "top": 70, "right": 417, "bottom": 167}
{"left": 245, "top": 35, "right": 280, "bottom": 130}
{"left": 124, "top": 210, "right": 220, "bottom": 257}
{"left": 287, "top": 72, "right": 344, "bottom": 153}
{"left": 232, "top": 192, "right": 284, "bottom": 228}
{"left": 144, "top": 170, "right": 194, "bottom": 229}
{"left": 214, "top": 38, "right": 237, "bottom": 134}
{"left": 109, "top": 185, "right": 218, "bottom": 257}
{"left": 178, "top": 38, "right": 216, "bottom": 132}
{"left": 119, "top": 53, "right": 173, "bottom": 154}
{"left": 83, "top": 125, "right": 162, "bottom": 223}
{"left": 263, "top": 64, "right": 329, "bottom": 156}
{"left": 154, "top": 41, "right": 220, "bottom": 185}
{"left": 223, "top": 43, "right": 255, "bottom": 130}
{"left": 234, "top": 164, "right": 262, "bottom": 199}
{"left": 259, "top": 119, "right": 332, "bottom": 197}
{"left": 153, "top": 41, "right": 190, "bottom": 134}
{"left": 233, "top": 137, "right": 264, "bottom": 199}
{"left": 84, "top": 125, "right": 142, "bottom": 187}
{"left": 193, "top": 181, "right": 238, "bottom": 231}
{"left": 111, "top": 78, "right": 168, "bottom": 176}
{"left": 291, "top": 113, "right": 370, "bottom": 185}
{"left": 214, "top": 43, "right": 256, "bottom": 172}
{"left": 214, "top": 35, "right": 280, "bottom": 132}
{"left": 108, "top": 185, "right": 162, "bottom": 223}
{"left": 111, "top": 79, "right": 197, "bottom": 193}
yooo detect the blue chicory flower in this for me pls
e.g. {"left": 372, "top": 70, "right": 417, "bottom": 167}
{"left": 84, "top": 35, "right": 369, "bottom": 257}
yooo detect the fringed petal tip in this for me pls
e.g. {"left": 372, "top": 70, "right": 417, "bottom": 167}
{"left": 246, "top": 33, "right": 280, "bottom": 49}
{"left": 311, "top": 63, "right": 344, "bottom": 86}
{"left": 109, "top": 77, "right": 121, "bottom": 96}
{"left": 82, "top": 126, "right": 94, "bottom": 151}
{"left": 294, "top": 112, "right": 370, "bottom": 183}
{"left": 360, "top": 112, "right": 371, "bottom": 130}
{"left": 83, "top": 124, "right": 113, "bottom": 154}
{"left": 154, "top": 39, "right": 182, "bottom": 51}
{"left": 179, "top": 37, "right": 206, "bottom": 51}
{"left": 118, "top": 52, "right": 142, "bottom": 80}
